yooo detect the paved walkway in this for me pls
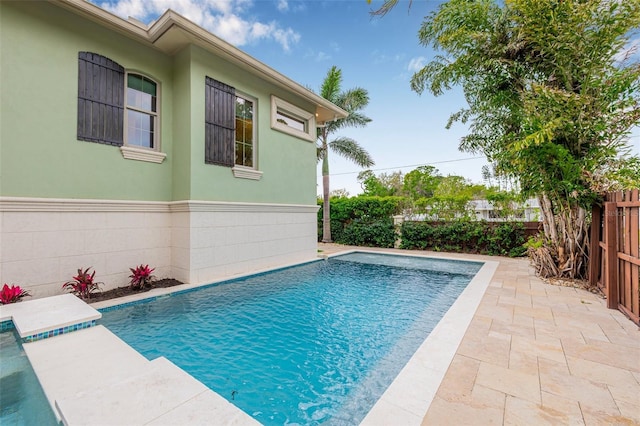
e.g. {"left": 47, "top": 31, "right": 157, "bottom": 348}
{"left": 319, "top": 244, "right": 640, "bottom": 425}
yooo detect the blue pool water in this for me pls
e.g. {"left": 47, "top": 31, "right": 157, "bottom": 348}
{"left": 0, "top": 329, "right": 59, "bottom": 425}
{"left": 100, "top": 252, "right": 482, "bottom": 425}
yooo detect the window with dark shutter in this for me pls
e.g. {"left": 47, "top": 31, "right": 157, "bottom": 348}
{"left": 77, "top": 52, "right": 125, "bottom": 146}
{"left": 205, "top": 77, "right": 235, "bottom": 166}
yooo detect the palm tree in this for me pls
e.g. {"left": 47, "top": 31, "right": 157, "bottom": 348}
{"left": 317, "top": 66, "right": 374, "bottom": 242}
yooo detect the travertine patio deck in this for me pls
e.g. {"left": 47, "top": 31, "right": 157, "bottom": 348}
{"left": 319, "top": 244, "right": 640, "bottom": 425}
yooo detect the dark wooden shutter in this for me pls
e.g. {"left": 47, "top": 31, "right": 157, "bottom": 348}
{"left": 205, "top": 77, "right": 235, "bottom": 166}
{"left": 77, "top": 52, "right": 124, "bottom": 146}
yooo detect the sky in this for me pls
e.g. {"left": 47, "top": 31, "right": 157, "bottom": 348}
{"left": 96, "top": 0, "right": 639, "bottom": 196}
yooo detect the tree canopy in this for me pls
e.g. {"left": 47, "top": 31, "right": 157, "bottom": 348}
{"left": 372, "top": 0, "right": 640, "bottom": 278}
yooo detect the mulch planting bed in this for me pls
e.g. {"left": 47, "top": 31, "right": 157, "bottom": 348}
{"left": 85, "top": 278, "right": 184, "bottom": 303}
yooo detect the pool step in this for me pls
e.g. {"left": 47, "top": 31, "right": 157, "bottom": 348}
{"left": 22, "top": 324, "right": 259, "bottom": 425}
{"left": 0, "top": 294, "right": 101, "bottom": 342}
{"left": 56, "top": 356, "right": 256, "bottom": 425}
{"left": 22, "top": 325, "right": 150, "bottom": 421}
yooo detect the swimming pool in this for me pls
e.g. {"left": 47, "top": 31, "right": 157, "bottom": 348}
{"left": 100, "top": 252, "right": 482, "bottom": 425}
{"left": 0, "top": 328, "right": 60, "bottom": 425}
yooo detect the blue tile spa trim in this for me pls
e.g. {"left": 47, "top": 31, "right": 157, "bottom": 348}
{"left": 22, "top": 319, "right": 97, "bottom": 343}
{"left": 1, "top": 319, "right": 15, "bottom": 332}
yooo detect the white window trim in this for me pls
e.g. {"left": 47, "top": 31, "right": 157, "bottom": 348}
{"left": 232, "top": 166, "right": 263, "bottom": 180}
{"left": 271, "top": 96, "right": 316, "bottom": 142}
{"left": 122, "top": 71, "right": 163, "bottom": 163}
{"left": 120, "top": 145, "right": 166, "bottom": 163}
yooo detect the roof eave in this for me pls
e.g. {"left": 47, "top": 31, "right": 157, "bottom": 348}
{"left": 50, "top": 0, "right": 348, "bottom": 123}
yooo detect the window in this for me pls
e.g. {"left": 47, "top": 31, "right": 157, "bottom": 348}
{"left": 270, "top": 96, "right": 316, "bottom": 142}
{"left": 205, "top": 77, "right": 262, "bottom": 180}
{"left": 276, "top": 111, "right": 305, "bottom": 132}
{"left": 235, "top": 95, "right": 255, "bottom": 168}
{"left": 77, "top": 52, "right": 165, "bottom": 163}
{"left": 125, "top": 73, "right": 158, "bottom": 149}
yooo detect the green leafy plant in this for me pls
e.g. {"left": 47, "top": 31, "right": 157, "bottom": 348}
{"left": 129, "top": 264, "right": 155, "bottom": 290}
{"left": 339, "top": 218, "right": 396, "bottom": 248}
{"left": 0, "top": 284, "right": 31, "bottom": 304}
{"left": 401, "top": 220, "right": 526, "bottom": 257}
{"left": 62, "top": 267, "right": 102, "bottom": 299}
{"left": 318, "top": 196, "right": 403, "bottom": 242}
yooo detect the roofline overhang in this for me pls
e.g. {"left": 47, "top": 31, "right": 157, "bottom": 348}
{"left": 49, "top": 0, "right": 348, "bottom": 124}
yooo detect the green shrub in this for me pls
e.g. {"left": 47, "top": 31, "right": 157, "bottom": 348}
{"left": 318, "top": 196, "right": 403, "bottom": 242}
{"left": 486, "top": 222, "right": 526, "bottom": 256}
{"left": 319, "top": 196, "right": 527, "bottom": 256}
{"left": 338, "top": 218, "right": 396, "bottom": 248}
{"left": 401, "top": 220, "right": 526, "bottom": 257}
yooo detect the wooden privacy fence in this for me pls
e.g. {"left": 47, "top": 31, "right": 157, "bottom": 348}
{"left": 589, "top": 190, "right": 640, "bottom": 325}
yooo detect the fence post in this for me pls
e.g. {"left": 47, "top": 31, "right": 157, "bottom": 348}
{"left": 604, "top": 202, "right": 618, "bottom": 309}
{"left": 393, "top": 215, "right": 404, "bottom": 249}
{"left": 589, "top": 205, "right": 601, "bottom": 288}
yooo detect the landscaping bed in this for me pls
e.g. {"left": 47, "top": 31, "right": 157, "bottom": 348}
{"left": 85, "top": 278, "right": 184, "bottom": 304}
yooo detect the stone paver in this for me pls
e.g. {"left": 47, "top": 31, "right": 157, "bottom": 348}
{"left": 318, "top": 244, "right": 640, "bottom": 425}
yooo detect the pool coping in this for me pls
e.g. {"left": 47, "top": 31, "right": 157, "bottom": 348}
{"left": 350, "top": 251, "right": 498, "bottom": 424}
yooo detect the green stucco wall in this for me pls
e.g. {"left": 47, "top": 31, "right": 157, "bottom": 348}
{"left": 0, "top": 2, "right": 317, "bottom": 206}
{"left": 187, "top": 46, "right": 318, "bottom": 205}
{"left": 0, "top": 1, "right": 174, "bottom": 201}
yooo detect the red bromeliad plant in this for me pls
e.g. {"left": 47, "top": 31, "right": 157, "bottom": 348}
{"left": 129, "top": 264, "right": 155, "bottom": 290}
{"left": 62, "top": 267, "right": 103, "bottom": 299}
{"left": 0, "top": 284, "right": 31, "bottom": 304}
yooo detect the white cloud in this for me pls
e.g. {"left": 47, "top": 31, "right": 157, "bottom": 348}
{"left": 277, "top": 0, "right": 288, "bottom": 12}
{"left": 407, "top": 56, "right": 426, "bottom": 73}
{"left": 272, "top": 27, "right": 301, "bottom": 51}
{"left": 98, "top": 0, "right": 300, "bottom": 51}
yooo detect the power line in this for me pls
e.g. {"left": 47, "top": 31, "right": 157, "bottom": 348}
{"left": 320, "top": 156, "right": 486, "bottom": 177}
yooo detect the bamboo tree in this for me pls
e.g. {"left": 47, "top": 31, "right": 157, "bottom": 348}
{"left": 317, "top": 66, "right": 374, "bottom": 242}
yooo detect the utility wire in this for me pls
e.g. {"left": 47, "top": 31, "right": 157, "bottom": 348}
{"left": 319, "top": 156, "right": 486, "bottom": 177}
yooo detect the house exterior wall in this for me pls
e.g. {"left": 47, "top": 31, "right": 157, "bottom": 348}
{"left": 187, "top": 45, "right": 318, "bottom": 205}
{"left": 0, "top": 199, "right": 316, "bottom": 298}
{"left": 0, "top": 200, "right": 172, "bottom": 298}
{"left": 0, "top": 1, "right": 175, "bottom": 201}
{"left": 0, "top": 1, "right": 322, "bottom": 297}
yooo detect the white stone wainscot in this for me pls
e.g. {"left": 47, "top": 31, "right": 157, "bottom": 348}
{"left": 0, "top": 197, "right": 319, "bottom": 298}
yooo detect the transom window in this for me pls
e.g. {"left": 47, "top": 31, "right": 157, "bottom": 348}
{"left": 276, "top": 110, "right": 306, "bottom": 132}
{"left": 270, "top": 96, "right": 315, "bottom": 142}
{"left": 235, "top": 95, "right": 255, "bottom": 168}
{"left": 126, "top": 73, "right": 158, "bottom": 149}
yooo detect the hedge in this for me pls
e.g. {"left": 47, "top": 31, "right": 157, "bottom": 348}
{"left": 318, "top": 196, "right": 402, "bottom": 245}
{"left": 318, "top": 197, "right": 527, "bottom": 257}
{"left": 400, "top": 221, "right": 527, "bottom": 257}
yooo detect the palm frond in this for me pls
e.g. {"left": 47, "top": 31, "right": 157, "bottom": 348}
{"left": 333, "top": 112, "right": 372, "bottom": 131}
{"left": 320, "top": 66, "right": 342, "bottom": 103}
{"left": 336, "top": 88, "right": 370, "bottom": 112}
{"left": 329, "top": 137, "right": 375, "bottom": 168}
